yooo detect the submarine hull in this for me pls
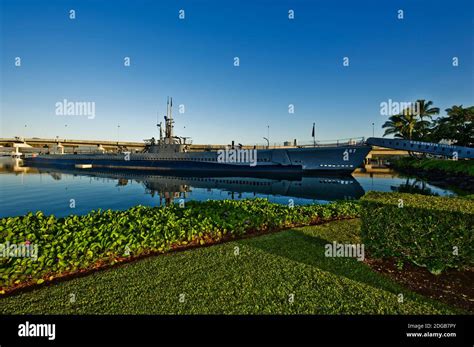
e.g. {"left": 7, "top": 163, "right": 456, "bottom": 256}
{"left": 23, "top": 145, "right": 371, "bottom": 174}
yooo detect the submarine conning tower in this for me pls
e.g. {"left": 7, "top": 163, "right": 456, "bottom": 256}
{"left": 149, "top": 97, "right": 187, "bottom": 154}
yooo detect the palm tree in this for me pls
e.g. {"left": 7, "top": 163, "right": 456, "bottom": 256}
{"left": 382, "top": 113, "right": 418, "bottom": 140}
{"left": 382, "top": 100, "right": 439, "bottom": 140}
{"left": 413, "top": 100, "right": 439, "bottom": 139}
{"left": 415, "top": 99, "right": 440, "bottom": 120}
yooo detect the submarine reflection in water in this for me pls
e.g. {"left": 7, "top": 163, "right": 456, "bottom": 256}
{"left": 34, "top": 167, "right": 365, "bottom": 205}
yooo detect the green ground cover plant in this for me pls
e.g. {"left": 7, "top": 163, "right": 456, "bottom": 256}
{"left": 361, "top": 192, "right": 474, "bottom": 274}
{"left": 0, "top": 219, "right": 460, "bottom": 314}
{"left": 0, "top": 199, "right": 359, "bottom": 292}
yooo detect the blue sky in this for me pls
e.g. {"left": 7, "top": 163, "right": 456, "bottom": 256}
{"left": 1, "top": 0, "right": 473, "bottom": 144}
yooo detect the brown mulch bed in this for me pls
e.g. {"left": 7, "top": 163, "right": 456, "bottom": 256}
{"left": 364, "top": 256, "right": 474, "bottom": 312}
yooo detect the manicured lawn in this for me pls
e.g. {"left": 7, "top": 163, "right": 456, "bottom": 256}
{"left": 0, "top": 219, "right": 461, "bottom": 314}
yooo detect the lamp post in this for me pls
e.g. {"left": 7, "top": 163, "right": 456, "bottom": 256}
{"left": 267, "top": 125, "right": 270, "bottom": 147}
{"left": 263, "top": 137, "right": 269, "bottom": 149}
{"left": 372, "top": 122, "right": 375, "bottom": 137}
{"left": 117, "top": 124, "right": 121, "bottom": 150}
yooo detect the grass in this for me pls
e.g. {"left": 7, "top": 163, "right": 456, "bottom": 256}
{"left": 0, "top": 219, "right": 462, "bottom": 314}
{"left": 392, "top": 157, "right": 474, "bottom": 176}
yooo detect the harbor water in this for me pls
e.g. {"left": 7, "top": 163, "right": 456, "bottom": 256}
{"left": 0, "top": 157, "right": 461, "bottom": 218}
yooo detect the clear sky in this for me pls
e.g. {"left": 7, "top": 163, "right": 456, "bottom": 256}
{"left": 1, "top": 0, "right": 473, "bottom": 145}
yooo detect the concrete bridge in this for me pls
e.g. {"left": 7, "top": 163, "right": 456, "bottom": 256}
{"left": 0, "top": 137, "right": 145, "bottom": 151}
{"left": 0, "top": 137, "right": 148, "bottom": 157}
{"left": 0, "top": 137, "right": 257, "bottom": 156}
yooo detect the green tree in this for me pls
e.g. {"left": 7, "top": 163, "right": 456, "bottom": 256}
{"left": 431, "top": 105, "right": 474, "bottom": 146}
{"left": 382, "top": 100, "right": 438, "bottom": 140}
{"left": 414, "top": 100, "right": 440, "bottom": 139}
{"left": 382, "top": 113, "right": 418, "bottom": 139}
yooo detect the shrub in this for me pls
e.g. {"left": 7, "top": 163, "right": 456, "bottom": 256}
{"left": 0, "top": 199, "right": 359, "bottom": 291}
{"left": 360, "top": 192, "right": 474, "bottom": 274}
{"left": 392, "top": 157, "right": 474, "bottom": 176}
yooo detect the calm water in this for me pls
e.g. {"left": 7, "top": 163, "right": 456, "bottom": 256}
{"left": 0, "top": 157, "right": 458, "bottom": 218}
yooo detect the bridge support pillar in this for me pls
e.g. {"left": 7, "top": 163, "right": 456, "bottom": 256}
{"left": 54, "top": 143, "right": 65, "bottom": 154}
{"left": 11, "top": 145, "right": 22, "bottom": 158}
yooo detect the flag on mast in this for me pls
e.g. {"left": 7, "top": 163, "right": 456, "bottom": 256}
{"left": 312, "top": 123, "right": 315, "bottom": 137}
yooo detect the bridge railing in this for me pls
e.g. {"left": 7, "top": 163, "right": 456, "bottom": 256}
{"left": 245, "top": 137, "right": 366, "bottom": 149}
{"left": 1, "top": 136, "right": 367, "bottom": 151}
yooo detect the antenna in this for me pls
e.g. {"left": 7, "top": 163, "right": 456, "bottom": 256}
{"left": 169, "top": 97, "right": 173, "bottom": 121}
{"left": 163, "top": 96, "right": 174, "bottom": 142}
{"left": 156, "top": 106, "right": 162, "bottom": 142}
